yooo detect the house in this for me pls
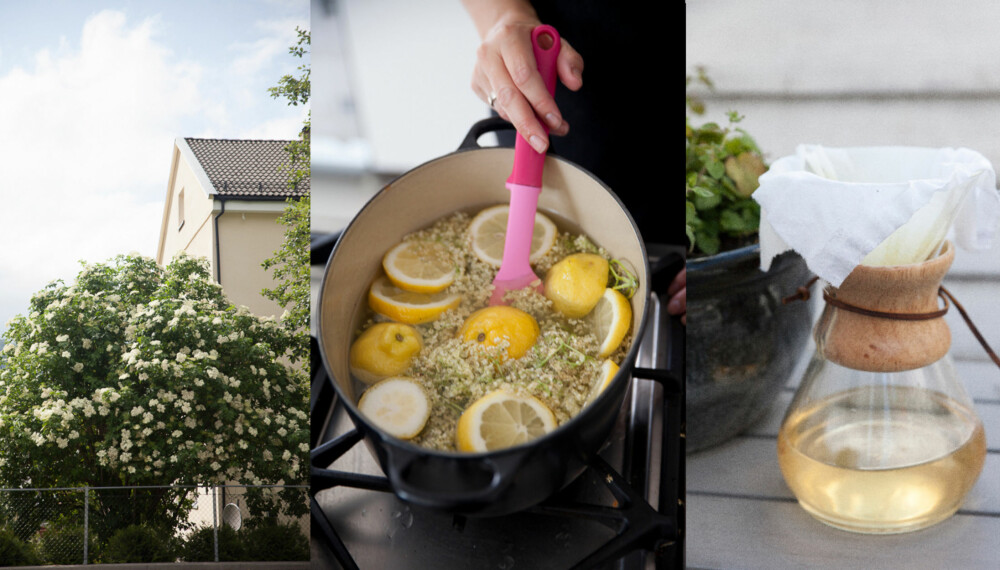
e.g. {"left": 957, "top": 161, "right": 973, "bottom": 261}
{"left": 156, "top": 137, "right": 308, "bottom": 318}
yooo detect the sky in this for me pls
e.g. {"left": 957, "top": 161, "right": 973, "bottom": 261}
{"left": 0, "top": 0, "right": 309, "bottom": 332}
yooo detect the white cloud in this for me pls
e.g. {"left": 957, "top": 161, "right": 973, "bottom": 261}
{"left": 237, "top": 108, "right": 309, "bottom": 140}
{"left": 230, "top": 18, "right": 307, "bottom": 76}
{"left": 0, "top": 11, "right": 202, "bottom": 327}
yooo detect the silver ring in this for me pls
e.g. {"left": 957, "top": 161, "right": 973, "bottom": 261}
{"left": 487, "top": 91, "right": 497, "bottom": 108}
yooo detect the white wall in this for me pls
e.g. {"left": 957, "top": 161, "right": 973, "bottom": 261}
{"left": 337, "top": 0, "right": 487, "bottom": 174}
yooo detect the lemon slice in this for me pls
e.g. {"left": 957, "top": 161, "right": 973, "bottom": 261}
{"left": 468, "top": 205, "right": 558, "bottom": 267}
{"left": 587, "top": 359, "right": 620, "bottom": 404}
{"left": 590, "top": 288, "right": 632, "bottom": 358}
{"left": 382, "top": 240, "right": 456, "bottom": 293}
{"left": 456, "top": 390, "right": 557, "bottom": 452}
{"left": 368, "top": 275, "right": 462, "bottom": 324}
{"left": 544, "top": 253, "right": 610, "bottom": 318}
{"left": 349, "top": 323, "right": 423, "bottom": 384}
{"left": 358, "top": 377, "right": 430, "bottom": 439}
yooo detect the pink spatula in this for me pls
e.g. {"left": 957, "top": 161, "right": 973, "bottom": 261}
{"left": 489, "top": 25, "right": 561, "bottom": 306}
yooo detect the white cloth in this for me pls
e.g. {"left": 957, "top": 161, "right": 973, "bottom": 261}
{"left": 754, "top": 145, "right": 999, "bottom": 287}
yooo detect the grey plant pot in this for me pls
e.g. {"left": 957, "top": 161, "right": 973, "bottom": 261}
{"left": 686, "top": 243, "right": 813, "bottom": 453}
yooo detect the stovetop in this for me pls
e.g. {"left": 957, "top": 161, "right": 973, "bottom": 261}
{"left": 310, "top": 240, "right": 685, "bottom": 570}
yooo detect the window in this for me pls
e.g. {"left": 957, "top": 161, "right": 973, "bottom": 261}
{"left": 177, "top": 188, "right": 185, "bottom": 230}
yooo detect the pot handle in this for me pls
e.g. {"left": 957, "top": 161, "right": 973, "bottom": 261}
{"left": 382, "top": 444, "right": 527, "bottom": 510}
{"left": 458, "top": 117, "right": 515, "bottom": 151}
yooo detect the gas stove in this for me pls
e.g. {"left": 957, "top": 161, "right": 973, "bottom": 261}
{"left": 310, "top": 239, "right": 685, "bottom": 569}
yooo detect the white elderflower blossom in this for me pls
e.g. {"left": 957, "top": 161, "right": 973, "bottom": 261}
{"left": 33, "top": 408, "right": 55, "bottom": 421}
{"left": 82, "top": 338, "right": 92, "bottom": 349}
{"left": 61, "top": 351, "right": 71, "bottom": 359}
{"left": 73, "top": 363, "right": 84, "bottom": 373}
{"left": 282, "top": 450, "right": 291, "bottom": 461}
{"left": 56, "top": 334, "right": 69, "bottom": 343}
{"left": 56, "top": 438, "right": 68, "bottom": 449}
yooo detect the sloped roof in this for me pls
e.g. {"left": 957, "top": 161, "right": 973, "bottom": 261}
{"left": 184, "top": 138, "right": 309, "bottom": 199}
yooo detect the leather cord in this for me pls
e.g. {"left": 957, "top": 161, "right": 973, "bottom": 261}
{"left": 940, "top": 286, "right": 1000, "bottom": 369}
{"left": 822, "top": 289, "right": 949, "bottom": 321}
{"left": 783, "top": 277, "right": 1000, "bottom": 369}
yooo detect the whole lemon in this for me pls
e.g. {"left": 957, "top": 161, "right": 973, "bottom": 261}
{"left": 350, "top": 323, "right": 423, "bottom": 384}
{"left": 460, "top": 306, "right": 540, "bottom": 360}
{"left": 544, "top": 253, "right": 609, "bottom": 318}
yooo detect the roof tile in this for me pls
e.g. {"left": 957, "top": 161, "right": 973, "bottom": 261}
{"left": 184, "top": 138, "right": 309, "bottom": 198}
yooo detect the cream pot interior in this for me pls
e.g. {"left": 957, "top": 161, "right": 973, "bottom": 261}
{"left": 319, "top": 146, "right": 649, "bottom": 432}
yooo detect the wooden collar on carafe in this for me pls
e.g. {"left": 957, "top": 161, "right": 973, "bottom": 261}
{"left": 784, "top": 276, "right": 1000, "bottom": 370}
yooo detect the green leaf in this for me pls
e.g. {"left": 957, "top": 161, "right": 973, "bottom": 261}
{"left": 695, "top": 231, "right": 720, "bottom": 256}
{"left": 686, "top": 200, "right": 698, "bottom": 223}
{"left": 719, "top": 209, "right": 749, "bottom": 232}
{"left": 693, "top": 192, "right": 722, "bottom": 211}
{"left": 689, "top": 185, "right": 715, "bottom": 199}
{"left": 705, "top": 159, "right": 726, "bottom": 180}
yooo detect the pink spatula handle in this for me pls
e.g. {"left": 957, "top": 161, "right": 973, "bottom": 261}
{"left": 490, "top": 25, "right": 560, "bottom": 306}
{"left": 507, "top": 25, "right": 560, "bottom": 188}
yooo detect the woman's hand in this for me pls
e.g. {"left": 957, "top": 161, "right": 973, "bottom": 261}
{"left": 462, "top": 0, "right": 583, "bottom": 153}
{"left": 667, "top": 268, "right": 687, "bottom": 325}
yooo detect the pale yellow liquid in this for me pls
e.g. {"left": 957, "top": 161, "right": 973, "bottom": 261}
{"left": 777, "top": 386, "right": 986, "bottom": 533}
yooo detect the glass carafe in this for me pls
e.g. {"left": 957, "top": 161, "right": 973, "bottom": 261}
{"left": 777, "top": 241, "right": 986, "bottom": 534}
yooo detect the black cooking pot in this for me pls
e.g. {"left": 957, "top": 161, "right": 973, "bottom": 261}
{"left": 316, "top": 118, "right": 651, "bottom": 516}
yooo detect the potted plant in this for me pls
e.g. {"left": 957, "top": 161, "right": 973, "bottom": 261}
{"left": 685, "top": 70, "right": 813, "bottom": 452}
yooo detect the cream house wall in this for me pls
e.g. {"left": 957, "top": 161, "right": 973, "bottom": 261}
{"left": 157, "top": 140, "right": 288, "bottom": 319}
{"left": 157, "top": 145, "right": 218, "bottom": 269}
{"left": 216, "top": 205, "right": 286, "bottom": 318}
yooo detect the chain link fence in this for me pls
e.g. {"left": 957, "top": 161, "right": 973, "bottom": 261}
{"left": 0, "top": 484, "right": 308, "bottom": 565}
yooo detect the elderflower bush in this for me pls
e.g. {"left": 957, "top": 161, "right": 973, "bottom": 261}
{"left": 0, "top": 254, "right": 308, "bottom": 527}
